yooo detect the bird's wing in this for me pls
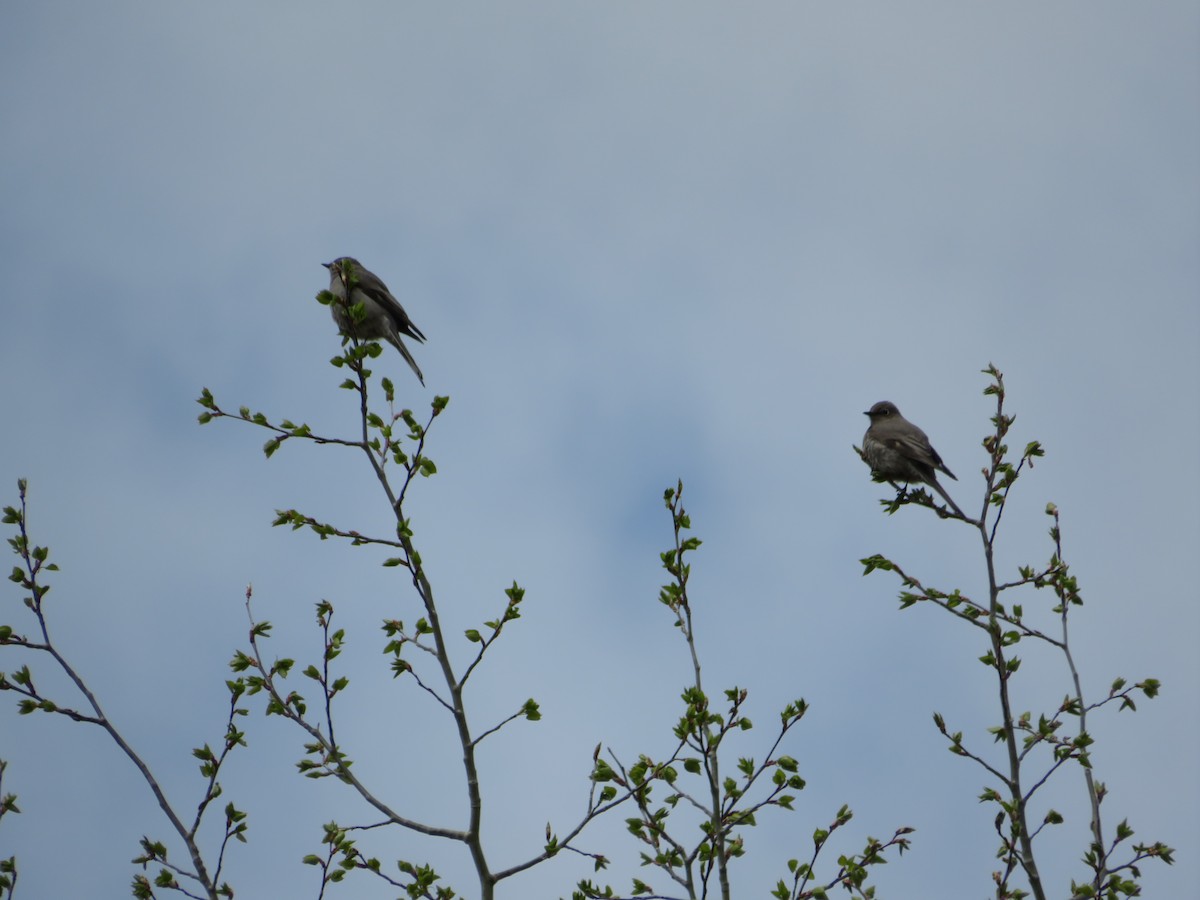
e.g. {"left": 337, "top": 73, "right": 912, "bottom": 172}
{"left": 354, "top": 268, "right": 427, "bottom": 344}
{"left": 892, "top": 419, "right": 956, "bottom": 479}
{"left": 883, "top": 431, "right": 943, "bottom": 474}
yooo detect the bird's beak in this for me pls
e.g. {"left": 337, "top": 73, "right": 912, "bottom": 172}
{"left": 862, "top": 410, "right": 870, "bottom": 416}
{"left": 322, "top": 262, "right": 333, "bottom": 270}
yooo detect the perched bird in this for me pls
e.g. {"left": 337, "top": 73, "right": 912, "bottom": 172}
{"left": 862, "top": 400, "right": 965, "bottom": 518}
{"left": 323, "top": 257, "right": 426, "bottom": 385}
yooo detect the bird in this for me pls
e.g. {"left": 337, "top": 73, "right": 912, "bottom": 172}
{"left": 862, "top": 400, "right": 966, "bottom": 518}
{"left": 323, "top": 257, "right": 426, "bottom": 385}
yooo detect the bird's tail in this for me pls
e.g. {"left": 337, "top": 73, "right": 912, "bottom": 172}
{"left": 388, "top": 335, "right": 426, "bottom": 386}
{"left": 929, "top": 477, "right": 966, "bottom": 519}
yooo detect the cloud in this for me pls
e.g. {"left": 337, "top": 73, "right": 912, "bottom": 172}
{"left": 1, "top": 2, "right": 1196, "bottom": 897}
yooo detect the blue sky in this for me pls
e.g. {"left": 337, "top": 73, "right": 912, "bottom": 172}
{"left": 1, "top": 2, "right": 1197, "bottom": 897}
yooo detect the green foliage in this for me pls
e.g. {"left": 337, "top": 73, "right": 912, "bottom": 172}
{"left": 575, "top": 483, "right": 909, "bottom": 900}
{"left": 0, "top": 759, "right": 17, "bottom": 900}
{"left": 4, "top": 341, "right": 1176, "bottom": 899}
{"left": 859, "top": 365, "right": 1172, "bottom": 900}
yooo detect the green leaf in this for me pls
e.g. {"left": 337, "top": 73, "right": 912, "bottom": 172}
{"left": 860, "top": 554, "right": 894, "bottom": 575}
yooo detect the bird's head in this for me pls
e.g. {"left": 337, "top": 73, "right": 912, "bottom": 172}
{"left": 864, "top": 400, "right": 901, "bottom": 420}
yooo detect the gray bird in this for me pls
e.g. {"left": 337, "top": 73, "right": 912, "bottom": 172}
{"left": 323, "top": 257, "right": 426, "bottom": 385}
{"left": 862, "top": 400, "right": 965, "bottom": 518}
